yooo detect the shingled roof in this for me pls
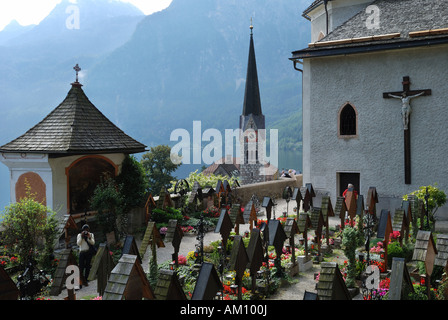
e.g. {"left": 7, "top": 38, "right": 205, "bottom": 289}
{"left": 0, "top": 82, "right": 146, "bottom": 155}
{"left": 293, "top": 0, "right": 448, "bottom": 59}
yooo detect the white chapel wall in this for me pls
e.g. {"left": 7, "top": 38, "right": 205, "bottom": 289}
{"left": 303, "top": 44, "right": 448, "bottom": 213}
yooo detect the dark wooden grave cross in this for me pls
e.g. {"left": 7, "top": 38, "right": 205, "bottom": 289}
{"left": 383, "top": 76, "right": 431, "bottom": 184}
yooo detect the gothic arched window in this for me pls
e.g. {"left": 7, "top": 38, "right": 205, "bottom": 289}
{"left": 339, "top": 103, "right": 357, "bottom": 137}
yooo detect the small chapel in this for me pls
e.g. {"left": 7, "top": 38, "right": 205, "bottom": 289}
{"left": 0, "top": 65, "right": 146, "bottom": 219}
{"left": 291, "top": 0, "right": 448, "bottom": 217}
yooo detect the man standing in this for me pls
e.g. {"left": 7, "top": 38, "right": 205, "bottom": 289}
{"left": 77, "top": 224, "right": 95, "bottom": 288}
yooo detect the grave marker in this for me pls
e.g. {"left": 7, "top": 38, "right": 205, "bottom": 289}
{"left": 292, "top": 187, "right": 303, "bottom": 218}
{"left": 103, "top": 254, "right": 155, "bottom": 300}
{"left": 366, "top": 187, "right": 378, "bottom": 215}
{"left": 215, "top": 208, "right": 233, "bottom": 252}
{"left": 122, "top": 235, "right": 142, "bottom": 264}
{"left": 316, "top": 262, "right": 351, "bottom": 300}
{"left": 310, "top": 207, "right": 324, "bottom": 260}
{"left": 284, "top": 218, "right": 300, "bottom": 275}
{"left": 139, "top": 221, "right": 165, "bottom": 258}
{"left": 335, "top": 196, "right": 348, "bottom": 229}
{"left": 57, "top": 214, "right": 78, "bottom": 249}
{"left": 191, "top": 262, "right": 223, "bottom": 300}
{"left": 246, "top": 228, "right": 264, "bottom": 292}
{"left": 301, "top": 183, "right": 315, "bottom": 212}
{"left": 377, "top": 209, "right": 393, "bottom": 264}
{"left": 345, "top": 189, "right": 357, "bottom": 222}
{"left": 321, "top": 196, "right": 334, "bottom": 246}
{"left": 157, "top": 187, "right": 174, "bottom": 209}
{"left": 229, "top": 235, "right": 249, "bottom": 300}
{"left": 435, "top": 234, "right": 448, "bottom": 271}
{"left": 388, "top": 257, "right": 414, "bottom": 300}
{"left": 144, "top": 193, "right": 156, "bottom": 224}
{"left": 50, "top": 249, "right": 78, "bottom": 296}
{"left": 88, "top": 242, "right": 115, "bottom": 296}
{"left": 262, "top": 196, "right": 274, "bottom": 221}
{"left": 0, "top": 266, "right": 20, "bottom": 300}
{"left": 243, "top": 201, "right": 258, "bottom": 233}
{"left": 297, "top": 212, "right": 312, "bottom": 260}
{"left": 392, "top": 208, "right": 407, "bottom": 245}
{"left": 229, "top": 204, "right": 245, "bottom": 234}
{"left": 413, "top": 230, "right": 437, "bottom": 299}
{"left": 165, "top": 219, "right": 184, "bottom": 268}
{"left": 154, "top": 269, "right": 187, "bottom": 300}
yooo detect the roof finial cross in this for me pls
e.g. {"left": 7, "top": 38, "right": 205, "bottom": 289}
{"left": 73, "top": 64, "right": 81, "bottom": 82}
{"left": 250, "top": 17, "right": 253, "bottom": 35}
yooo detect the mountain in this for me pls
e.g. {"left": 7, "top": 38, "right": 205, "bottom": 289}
{"left": 85, "top": 0, "right": 309, "bottom": 149}
{"left": 0, "top": 20, "right": 35, "bottom": 45}
{"left": 0, "top": 0, "right": 310, "bottom": 209}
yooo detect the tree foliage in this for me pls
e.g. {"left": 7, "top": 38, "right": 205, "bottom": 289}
{"left": 115, "top": 154, "right": 148, "bottom": 213}
{"left": 141, "top": 145, "right": 181, "bottom": 195}
{"left": 1, "top": 183, "right": 57, "bottom": 267}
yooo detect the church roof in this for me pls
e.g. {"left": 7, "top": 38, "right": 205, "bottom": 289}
{"left": 0, "top": 82, "right": 147, "bottom": 155}
{"left": 242, "top": 26, "right": 262, "bottom": 117}
{"left": 293, "top": 0, "right": 448, "bottom": 59}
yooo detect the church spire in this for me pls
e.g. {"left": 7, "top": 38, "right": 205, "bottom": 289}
{"left": 242, "top": 20, "right": 262, "bottom": 116}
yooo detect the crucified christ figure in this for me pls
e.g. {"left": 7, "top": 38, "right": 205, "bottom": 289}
{"left": 388, "top": 91, "right": 425, "bottom": 130}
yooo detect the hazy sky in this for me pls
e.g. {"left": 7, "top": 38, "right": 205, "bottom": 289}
{"left": 0, "top": 0, "right": 173, "bottom": 31}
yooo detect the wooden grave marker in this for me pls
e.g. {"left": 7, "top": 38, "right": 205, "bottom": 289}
{"left": 344, "top": 189, "right": 357, "bottom": 223}
{"left": 243, "top": 200, "right": 258, "bottom": 234}
{"left": 165, "top": 219, "right": 184, "bottom": 268}
{"left": 303, "top": 290, "right": 319, "bottom": 300}
{"left": 401, "top": 200, "right": 414, "bottom": 238}
{"left": 50, "top": 248, "right": 78, "bottom": 296}
{"left": 157, "top": 187, "right": 174, "bottom": 210}
{"left": 356, "top": 195, "right": 364, "bottom": 218}
{"left": 122, "top": 235, "right": 142, "bottom": 264}
{"left": 408, "top": 194, "right": 424, "bottom": 236}
{"left": 435, "top": 234, "right": 448, "bottom": 271}
{"left": 366, "top": 187, "right": 379, "bottom": 215}
{"left": 229, "top": 235, "right": 249, "bottom": 300}
{"left": 392, "top": 208, "right": 407, "bottom": 245}
{"left": 144, "top": 193, "right": 156, "bottom": 224}
{"left": 261, "top": 196, "right": 274, "bottom": 221}
{"left": 88, "top": 242, "right": 115, "bottom": 296}
{"left": 191, "top": 262, "right": 223, "bottom": 300}
{"left": 316, "top": 262, "right": 351, "bottom": 300}
{"left": 154, "top": 269, "right": 187, "bottom": 300}
{"left": 57, "top": 214, "right": 78, "bottom": 249}
{"left": 188, "top": 181, "right": 203, "bottom": 211}
{"left": 229, "top": 203, "right": 245, "bottom": 234}
{"left": 139, "top": 221, "right": 165, "bottom": 258}
{"left": 310, "top": 207, "right": 324, "bottom": 260}
{"left": 214, "top": 208, "right": 233, "bottom": 253}
{"left": 297, "top": 212, "right": 312, "bottom": 260}
{"left": 246, "top": 228, "right": 264, "bottom": 293}
{"left": 0, "top": 266, "right": 20, "bottom": 300}
{"left": 292, "top": 187, "right": 303, "bottom": 218}
{"left": 284, "top": 218, "right": 300, "bottom": 275}
{"left": 377, "top": 209, "right": 393, "bottom": 264}
{"left": 412, "top": 230, "right": 438, "bottom": 298}
{"left": 335, "top": 196, "right": 348, "bottom": 230}
{"left": 388, "top": 257, "right": 414, "bottom": 300}
{"left": 103, "top": 254, "right": 155, "bottom": 300}
{"left": 321, "top": 196, "right": 334, "bottom": 246}
{"left": 202, "top": 186, "right": 216, "bottom": 208}
{"left": 268, "top": 219, "right": 287, "bottom": 272}
{"left": 301, "top": 183, "right": 315, "bottom": 212}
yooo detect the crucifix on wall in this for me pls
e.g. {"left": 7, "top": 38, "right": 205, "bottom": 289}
{"left": 383, "top": 76, "right": 431, "bottom": 184}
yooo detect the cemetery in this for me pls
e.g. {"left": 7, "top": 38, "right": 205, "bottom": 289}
{"left": 1, "top": 175, "right": 448, "bottom": 301}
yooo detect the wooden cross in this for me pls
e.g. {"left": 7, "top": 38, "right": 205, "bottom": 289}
{"left": 73, "top": 64, "right": 81, "bottom": 82}
{"left": 383, "top": 76, "right": 431, "bottom": 184}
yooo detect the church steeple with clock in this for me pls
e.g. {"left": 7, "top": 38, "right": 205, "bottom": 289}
{"left": 239, "top": 21, "right": 266, "bottom": 185}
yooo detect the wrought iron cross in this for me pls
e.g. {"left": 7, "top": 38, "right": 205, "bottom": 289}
{"left": 73, "top": 64, "right": 81, "bottom": 82}
{"left": 383, "top": 76, "right": 431, "bottom": 184}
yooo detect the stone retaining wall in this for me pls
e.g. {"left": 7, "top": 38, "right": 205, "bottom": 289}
{"left": 234, "top": 174, "right": 303, "bottom": 205}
